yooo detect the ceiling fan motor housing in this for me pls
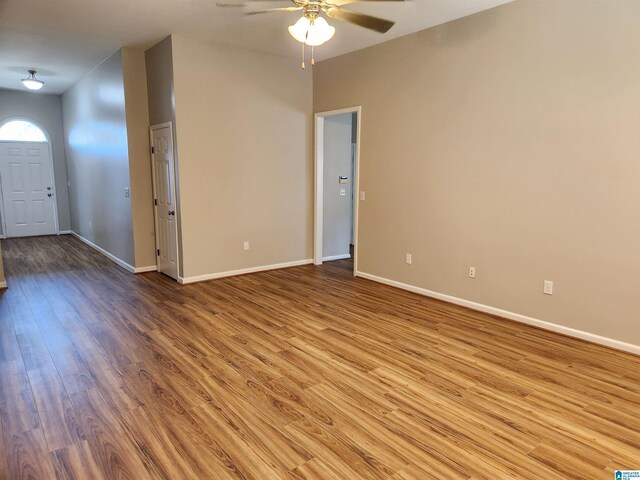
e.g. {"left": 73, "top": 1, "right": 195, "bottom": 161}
{"left": 299, "top": 1, "right": 322, "bottom": 21}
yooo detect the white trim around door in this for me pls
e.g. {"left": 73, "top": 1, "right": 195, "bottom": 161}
{"left": 314, "top": 106, "right": 362, "bottom": 275}
{"left": 0, "top": 118, "right": 60, "bottom": 237}
{"left": 149, "top": 122, "right": 180, "bottom": 280}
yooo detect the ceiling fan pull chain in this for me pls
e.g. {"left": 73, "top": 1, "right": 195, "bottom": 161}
{"left": 301, "top": 42, "right": 306, "bottom": 69}
{"left": 311, "top": 45, "right": 315, "bottom": 66}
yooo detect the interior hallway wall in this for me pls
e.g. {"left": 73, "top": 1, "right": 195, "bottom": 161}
{"left": 145, "top": 36, "right": 176, "bottom": 129}
{"left": 62, "top": 50, "right": 135, "bottom": 265}
{"left": 170, "top": 35, "right": 313, "bottom": 280}
{"left": 122, "top": 48, "right": 156, "bottom": 268}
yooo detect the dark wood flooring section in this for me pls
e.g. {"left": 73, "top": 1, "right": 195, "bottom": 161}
{"left": 1, "top": 235, "right": 639, "bottom": 479}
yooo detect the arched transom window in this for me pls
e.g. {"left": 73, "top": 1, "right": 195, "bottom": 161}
{"left": 0, "top": 119, "right": 48, "bottom": 142}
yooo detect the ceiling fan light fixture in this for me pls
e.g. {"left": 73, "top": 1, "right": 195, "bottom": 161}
{"left": 221, "top": 0, "right": 401, "bottom": 69}
{"left": 288, "top": 16, "right": 311, "bottom": 43}
{"left": 305, "top": 17, "right": 335, "bottom": 46}
{"left": 21, "top": 70, "right": 44, "bottom": 90}
{"left": 288, "top": 16, "right": 335, "bottom": 46}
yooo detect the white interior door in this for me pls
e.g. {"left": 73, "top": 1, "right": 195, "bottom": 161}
{"left": 0, "top": 141, "right": 57, "bottom": 237}
{"left": 150, "top": 125, "right": 179, "bottom": 279}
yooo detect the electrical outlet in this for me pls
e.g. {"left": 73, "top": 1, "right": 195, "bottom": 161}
{"left": 469, "top": 266, "right": 476, "bottom": 278}
{"left": 88, "top": 221, "right": 92, "bottom": 230}
{"left": 544, "top": 280, "right": 553, "bottom": 295}
{"left": 360, "top": 191, "right": 366, "bottom": 201}
{"left": 124, "top": 187, "right": 130, "bottom": 198}
{"left": 405, "top": 253, "right": 412, "bottom": 265}
{"left": 243, "top": 241, "right": 250, "bottom": 251}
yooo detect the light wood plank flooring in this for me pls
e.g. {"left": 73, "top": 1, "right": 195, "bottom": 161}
{"left": 0, "top": 235, "right": 639, "bottom": 479}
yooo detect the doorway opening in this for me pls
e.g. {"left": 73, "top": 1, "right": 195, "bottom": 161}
{"left": 0, "top": 118, "right": 59, "bottom": 238}
{"left": 314, "top": 107, "right": 361, "bottom": 275}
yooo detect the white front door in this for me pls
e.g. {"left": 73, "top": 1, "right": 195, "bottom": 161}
{"left": 150, "top": 125, "right": 179, "bottom": 280}
{"left": 0, "top": 141, "right": 57, "bottom": 238}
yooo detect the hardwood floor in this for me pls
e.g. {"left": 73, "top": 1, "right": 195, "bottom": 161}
{"left": 1, "top": 235, "right": 639, "bottom": 479}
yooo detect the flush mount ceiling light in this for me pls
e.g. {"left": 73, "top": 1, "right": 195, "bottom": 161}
{"left": 22, "top": 70, "right": 44, "bottom": 90}
{"left": 218, "top": 0, "right": 404, "bottom": 69}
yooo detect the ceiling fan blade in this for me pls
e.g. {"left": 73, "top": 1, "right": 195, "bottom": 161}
{"left": 247, "top": 6, "right": 302, "bottom": 14}
{"left": 216, "top": 1, "right": 291, "bottom": 7}
{"left": 330, "top": 0, "right": 404, "bottom": 5}
{"left": 325, "top": 8, "right": 395, "bottom": 33}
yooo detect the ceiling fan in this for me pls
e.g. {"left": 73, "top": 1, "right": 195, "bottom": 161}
{"left": 217, "top": 0, "right": 405, "bottom": 68}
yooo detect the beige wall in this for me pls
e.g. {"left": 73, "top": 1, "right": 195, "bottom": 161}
{"left": 0, "top": 89, "right": 71, "bottom": 233}
{"left": 171, "top": 35, "right": 313, "bottom": 279}
{"left": 122, "top": 48, "right": 156, "bottom": 268}
{"left": 145, "top": 37, "right": 176, "bottom": 128}
{"left": 323, "top": 113, "right": 353, "bottom": 259}
{"left": 314, "top": 0, "right": 640, "bottom": 346}
{"left": 62, "top": 48, "right": 154, "bottom": 269}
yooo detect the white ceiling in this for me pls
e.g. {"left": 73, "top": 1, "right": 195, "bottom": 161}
{"left": 0, "top": 0, "right": 512, "bottom": 94}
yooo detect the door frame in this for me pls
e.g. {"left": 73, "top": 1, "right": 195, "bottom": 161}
{"left": 149, "top": 121, "right": 180, "bottom": 279}
{"left": 314, "top": 106, "right": 362, "bottom": 275}
{"left": 0, "top": 117, "right": 59, "bottom": 238}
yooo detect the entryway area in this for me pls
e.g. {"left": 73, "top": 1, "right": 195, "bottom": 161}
{"left": 0, "top": 119, "right": 58, "bottom": 238}
{"left": 314, "top": 107, "right": 360, "bottom": 273}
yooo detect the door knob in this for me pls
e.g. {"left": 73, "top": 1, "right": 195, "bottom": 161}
{"left": 168, "top": 210, "right": 175, "bottom": 216}
{"left": 47, "top": 187, "right": 52, "bottom": 190}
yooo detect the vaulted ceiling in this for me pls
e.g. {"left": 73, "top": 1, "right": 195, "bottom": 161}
{"left": 0, "top": 0, "right": 511, "bottom": 94}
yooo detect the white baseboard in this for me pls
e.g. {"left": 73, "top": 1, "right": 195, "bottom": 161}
{"left": 356, "top": 271, "right": 640, "bottom": 356}
{"left": 0, "top": 231, "right": 70, "bottom": 239}
{"left": 179, "top": 259, "right": 314, "bottom": 285}
{"left": 323, "top": 254, "right": 351, "bottom": 262}
{"left": 134, "top": 265, "right": 157, "bottom": 273}
{"left": 70, "top": 232, "right": 135, "bottom": 273}
{"left": 0, "top": 281, "right": 7, "bottom": 289}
